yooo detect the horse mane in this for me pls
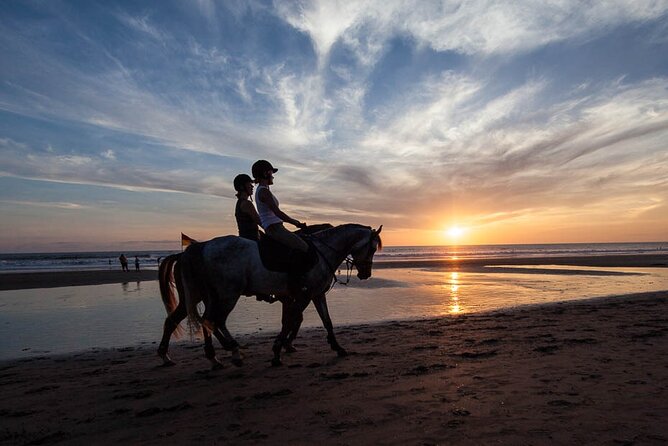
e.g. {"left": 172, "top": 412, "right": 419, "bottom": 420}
{"left": 309, "top": 223, "right": 383, "bottom": 250}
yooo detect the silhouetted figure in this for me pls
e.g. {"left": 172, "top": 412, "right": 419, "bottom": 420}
{"left": 203, "top": 173, "right": 271, "bottom": 330}
{"left": 135, "top": 256, "right": 140, "bottom": 271}
{"left": 253, "top": 160, "right": 312, "bottom": 297}
{"left": 119, "top": 254, "right": 129, "bottom": 272}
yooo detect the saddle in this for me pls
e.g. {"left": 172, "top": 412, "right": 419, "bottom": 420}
{"left": 257, "top": 235, "right": 317, "bottom": 273}
{"left": 257, "top": 224, "right": 331, "bottom": 273}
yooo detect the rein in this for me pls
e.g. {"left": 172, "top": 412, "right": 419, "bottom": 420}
{"left": 309, "top": 233, "right": 373, "bottom": 292}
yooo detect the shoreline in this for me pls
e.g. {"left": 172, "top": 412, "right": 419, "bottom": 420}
{"left": 0, "top": 253, "right": 666, "bottom": 291}
{"left": 2, "top": 291, "right": 667, "bottom": 444}
{"left": 0, "top": 270, "right": 157, "bottom": 291}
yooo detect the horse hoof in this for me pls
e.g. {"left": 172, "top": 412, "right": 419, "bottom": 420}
{"left": 271, "top": 358, "right": 283, "bottom": 367}
{"left": 158, "top": 353, "right": 176, "bottom": 366}
{"left": 211, "top": 360, "right": 225, "bottom": 371}
{"left": 337, "top": 349, "right": 348, "bottom": 357}
{"left": 232, "top": 358, "right": 243, "bottom": 367}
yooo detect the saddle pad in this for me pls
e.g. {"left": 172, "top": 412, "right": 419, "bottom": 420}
{"left": 257, "top": 236, "right": 294, "bottom": 272}
{"left": 257, "top": 235, "right": 320, "bottom": 273}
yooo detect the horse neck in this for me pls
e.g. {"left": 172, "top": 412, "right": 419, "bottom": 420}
{"left": 317, "top": 225, "right": 369, "bottom": 266}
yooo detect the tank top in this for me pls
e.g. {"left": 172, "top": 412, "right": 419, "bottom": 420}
{"left": 235, "top": 199, "right": 259, "bottom": 241}
{"left": 254, "top": 185, "right": 283, "bottom": 230}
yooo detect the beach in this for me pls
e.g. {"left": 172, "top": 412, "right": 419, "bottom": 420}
{"left": 0, "top": 270, "right": 158, "bottom": 291}
{"left": 1, "top": 291, "right": 667, "bottom": 445}
{"left": 0, "top": 255, "right": 667, "bottom": 444}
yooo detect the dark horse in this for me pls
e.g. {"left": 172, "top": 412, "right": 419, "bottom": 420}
{"left": 158, "top": 223, "right": 382, "bottom": 367}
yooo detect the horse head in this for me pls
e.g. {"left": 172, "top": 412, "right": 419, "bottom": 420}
{"left": 350, "top": 225, "right": 383, "bottom": 280}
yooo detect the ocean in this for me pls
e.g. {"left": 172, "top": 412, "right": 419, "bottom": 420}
{"left": 1, "top": 242, "right": 667, "bottom": 273}
{"left": 2, "top": 242, "right": 668, "bottom": 359}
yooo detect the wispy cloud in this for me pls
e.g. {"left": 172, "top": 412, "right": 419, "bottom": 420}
{"left": 1, "top": 1, "right": 667, "bottom": 247}
{"left": 0, "top": 200, "right": 86, "bottom": 210}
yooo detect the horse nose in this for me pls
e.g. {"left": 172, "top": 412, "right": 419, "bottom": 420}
{"left": 357, "top": 271, "right": 370, "bottom": 280}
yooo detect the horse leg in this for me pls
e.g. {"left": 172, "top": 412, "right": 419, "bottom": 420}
{"left": 157, "top": 300, "right": 187, "bottom": 366}
{"left": 202, "top": 326, "right": 224, "bottom": 370}
{"left": 313, "top": 293, "right": 347, "bottom": 357}
{"left": 281, "top": 297, "right": 302, "bottom": 353}
{"left": 211, "top": 294, "right": 243, "bottom": 367}
{"left": 272, "top": 297, "right": 311, "bottom": 366}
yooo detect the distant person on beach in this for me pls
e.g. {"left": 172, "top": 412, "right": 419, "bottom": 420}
{"left": 134, "top": 256, "right": 140, "bottom": 271}
{"left": 119, "top": 254, "right": 129, "bottom": 272}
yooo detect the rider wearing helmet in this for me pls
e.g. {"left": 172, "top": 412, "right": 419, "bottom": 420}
{"left": 252, "top": 160, "right": 312, "bottom": 295}
{"left": 204, "top": 173, "right": 270, "bottom": 330}
{"left": 252, "top": 160, "right": 308, "bottom": 251}
{"left": 233, "top": 173, "right": 261, "bottom": 242}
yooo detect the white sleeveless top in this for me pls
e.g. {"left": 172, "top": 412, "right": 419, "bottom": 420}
{"left": 255, "top": 185, "right": 283, "bottom": 230}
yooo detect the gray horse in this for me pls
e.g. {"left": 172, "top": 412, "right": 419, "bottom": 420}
{"left": 158, "top": 252, "right": 300, "bottom": 368}
{"left": 173, "top": 223, "right": 382, "bottom": 366}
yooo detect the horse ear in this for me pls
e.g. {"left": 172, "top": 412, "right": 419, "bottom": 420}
{"left": 376, "top": 225, "right": 383, "bottom": 235}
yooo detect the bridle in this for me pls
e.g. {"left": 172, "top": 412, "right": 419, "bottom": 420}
{"left": 309, "top": 231, "right": 379, "bottom": 291}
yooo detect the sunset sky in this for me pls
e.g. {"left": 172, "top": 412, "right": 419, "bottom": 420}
{"left": 1, "top": 1, "right": 668, "bottom": 252}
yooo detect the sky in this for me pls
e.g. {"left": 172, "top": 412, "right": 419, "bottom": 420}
{"left": 1, "top": 0, "right": 668, "bottom": 252}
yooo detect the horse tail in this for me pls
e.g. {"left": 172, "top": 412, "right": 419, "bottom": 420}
{"left": 158, "top": 253, "right": 185, "bottom": 338}
{"left": 158, "top": 253, "right": 180, "bottom": 314}
{"left": 180, "top": 243, "right": 208, "bottom": 333}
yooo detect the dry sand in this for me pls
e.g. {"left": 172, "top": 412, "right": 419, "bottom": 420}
{"left": 2, "top": 291, "right": 667, "bottom": 445}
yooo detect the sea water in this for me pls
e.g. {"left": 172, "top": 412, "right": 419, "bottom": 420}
{"left": 1, "top": 264, "right": 668, "bottom": 360}
{"left": 1, "top": 242, "right": 667, "bottom": 272}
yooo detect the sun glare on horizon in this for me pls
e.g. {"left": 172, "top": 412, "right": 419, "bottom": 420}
{"left": 445, "top": 225, "right": 467, "bottom": 242}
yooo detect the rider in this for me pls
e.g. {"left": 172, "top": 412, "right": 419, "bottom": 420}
{"left": 233, "top": 173, "right": 261, "bottom": 242}
{"left": 203, "top": 173, "right": 273, "bottom": 330}
{"left": 233, "top": 173, "right": 278, "bottom": 303}
{"left": 252, "top": 160, "right": 312, "bottom": 295}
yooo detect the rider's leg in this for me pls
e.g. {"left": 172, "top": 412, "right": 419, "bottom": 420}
{"left": 265, "top": 223, "right": 311, "bottom": 295}
{"left": 265, "top": 223, "right": 308, "bottom": 252}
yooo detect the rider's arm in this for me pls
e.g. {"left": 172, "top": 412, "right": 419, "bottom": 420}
{"left": 258, "top": 188, "right": 305, "bottom": 229}
{"left": 240, "top": 200, "right": 262, "bottom": 227}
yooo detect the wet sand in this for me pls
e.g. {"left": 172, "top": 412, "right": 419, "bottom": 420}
{"left": 1, "top": 253, "right": 666, "bottom": 291}
{"left": 0, "top": 270, "right": 157, "bottom": 291}
{"left": 1, "top": 291, "right": 667, "bottom": 445}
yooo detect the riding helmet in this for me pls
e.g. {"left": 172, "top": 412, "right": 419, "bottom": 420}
{"left": 233, "top": 173, "right": 253, "bottom": 192}
{"left": 251, "top": 160, "right": 278, "bottom": 180}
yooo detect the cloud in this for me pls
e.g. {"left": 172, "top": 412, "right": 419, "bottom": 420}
{"left": 114, "top": 12, "right": 169, "bottom": 43}
{"left": 0, "top": 200, "right": 86, "bottom": 210}
{"left": 275, "top": 0, "right": 668, "bottom": 63}
{"left": 2, "top": 1, "right": 668, "bottom": 246}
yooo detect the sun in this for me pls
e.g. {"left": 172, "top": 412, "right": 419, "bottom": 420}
{"left": 445, "top": 225, "right": 466, "bottom": 240}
